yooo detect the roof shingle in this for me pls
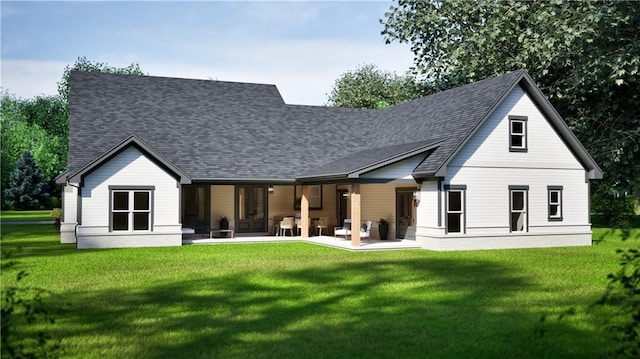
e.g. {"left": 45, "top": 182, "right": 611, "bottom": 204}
{"left": 67, "top": 70, "right": 528, "bottom": 182}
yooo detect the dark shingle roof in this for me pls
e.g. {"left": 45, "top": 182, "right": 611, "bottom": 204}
{"left": 375, "top": 70, "right": 525, "bottom": 175}
{"left": 67, "top": 69, "right": 552, "bottom": 182}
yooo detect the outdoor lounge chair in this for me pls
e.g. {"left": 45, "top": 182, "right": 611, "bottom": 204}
{"left": 334, "top": 219, "right": 373, "bottom": 241}
{"left": 334, "top": 219, "right": 352, "bottom": 240}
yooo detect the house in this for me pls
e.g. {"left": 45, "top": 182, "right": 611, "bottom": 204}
{"left": 55, "top": 69, "right": 602, "bottom": 250}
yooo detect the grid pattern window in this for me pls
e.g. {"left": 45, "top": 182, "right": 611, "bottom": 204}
{"left": 445, "top": 185, "right": 466, "bottom": 234}
{"left": 509, "top": 186, "right": 529, "bottom": 232}
{"left": 509, "top": 116, "right": 528, "bottom": 152}
{"left": 548, "top": 186, "right": 563, "bottom": 221}
{"left": 110, "top": 188, "right": 153, "bottom": 231}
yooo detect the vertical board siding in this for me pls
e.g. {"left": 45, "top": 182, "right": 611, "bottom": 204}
{"left": 79, "top": 147, "right": 181, "bottom": 247}
{"left": 211, "top": 185, "right": 234, "bottom": 228}
{"left": 360, "top": 184, "right": 400, "bottom": 240}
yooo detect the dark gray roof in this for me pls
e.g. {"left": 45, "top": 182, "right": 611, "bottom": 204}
{"left": 375, "top": 70, "right": 525, "bottom": 175}
{"left": 66, "top": 69, "right": 601, "bottom": 183}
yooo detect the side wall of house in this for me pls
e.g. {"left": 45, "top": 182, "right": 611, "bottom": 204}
{"left": 416, "top": 85, "right": 592, "bottom": 251}
{"left": 76, "top": 147, "right": 182, "bottom": 248}
{"left": 60, "top": 183, "right": 79, "bottom": 244}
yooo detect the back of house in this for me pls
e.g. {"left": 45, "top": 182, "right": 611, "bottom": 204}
{"left": 56, "top": 70, "right": 601, "bottom": 250}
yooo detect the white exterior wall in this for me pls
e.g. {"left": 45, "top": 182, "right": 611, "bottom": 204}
{"left": 415, "top": 180, "right": 444, "bottom": 237}
{"left": 416, "top": 86, "right": 592, "bottom": 251}
{"left": 77, "top": 147, "right": 182, "bottom": 248}
{"left": 60, "top": 183, "right": 79, "bottom": 244}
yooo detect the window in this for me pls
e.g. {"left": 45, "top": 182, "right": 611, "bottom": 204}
{"left": 509, "top": 116, "right": 527, "bottom": 152}
{"left": 548, "top": 186, "right": 563, "bottom": 221}
{"left": 294, "top": 185, "right": 323, "bottom": 210}
{"left": 510, "top": 186, "right": 528, "bottom": 232}
{"left": 445, "top": 185, "right": 466, "bottom": 233}
{"left": 110, "top": 187, "right": 153, "bottom": 231}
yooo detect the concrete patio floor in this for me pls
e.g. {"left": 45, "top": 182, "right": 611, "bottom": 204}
{"left": 182, "top": 235, "right": 422, "bottom": 251}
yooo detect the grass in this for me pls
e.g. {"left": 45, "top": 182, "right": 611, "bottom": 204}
{"left": 1, "top": 225, "right": 638, "bottom": 358}
{"left": 1, "top": 210, "right": 54, "bottom": 222}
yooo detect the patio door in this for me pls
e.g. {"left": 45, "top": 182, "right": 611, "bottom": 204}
{"left": 236, "top": 185, "right": 267, "bottom": 232}
{"left": 182, "top": 184, "right": 210, "bottom": 234}
{"left": 396, "top": 189, "right": 415, "bottom": 239}
{"left": 336, "top": 189, "right": 349, "bottom": 227}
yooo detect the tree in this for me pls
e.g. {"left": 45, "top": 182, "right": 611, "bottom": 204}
{"left": 57, "top": 56, "right": 144, "bottom": 104}
{"left": 1, "top": 94, "right": 66, "bottom": 196}
{"left": 381, "top": 0, "right": 640, "bottom": 205}
{"left": 327, "top": 64, "right": 420, "bottom": 109}
{"left": 3, "top": 151, "right": 50, "bottom": 210}
{"left": 597, "top": 246, "right": 640, "bottom": 358}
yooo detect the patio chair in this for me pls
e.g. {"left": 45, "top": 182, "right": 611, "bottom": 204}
{"left": 272, "top": 216, "right": 283, "bottom": 236}
{"left": 360, "top": 220, "right": 373, "bottom": 242}
{"left": 317, "top": 217, "right": 329, "bottom": 236}
{"left": 334, "top": 219, "right": 352, "bottom": 240}
{"left": 280, "top": 217, "right": 295, "bottom": 236}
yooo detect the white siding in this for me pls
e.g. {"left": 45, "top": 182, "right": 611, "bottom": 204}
{"left": 60, "top": 184, "right": 79, "bottom": 244}
{"left": 361, "top": 155, "right": 423, "bottom": 184}
{"left": 77, "top": 147, "right": 181, "bottom": 248}
{"left": 415, "top": 181, "right": 444, "bottom": 237}
{"left": 416, "top": 85, "right": 592, "bottom": 250}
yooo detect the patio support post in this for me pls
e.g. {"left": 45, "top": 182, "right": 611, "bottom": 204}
{"left": 301, "top": 185, "right": 310, "bottom": 238}
{"left": 350, "top": 183, "right": 361, "bottom": 247}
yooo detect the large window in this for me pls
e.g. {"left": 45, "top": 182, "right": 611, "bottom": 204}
{"left": 294, "top": 185, "right": 323, "bottom": 210}
{"left": 509, "top": 116, "right": 528, "bottom": 152}
{"left": 509, "top": 186, "right": 528, "bottom": 232}
{"left": 445, "top": 185, "right": 466, "bottom": 233}
{"left": 548, "top": 186, "right": 563, "bottom": 221}
{"left": 110, "top": 187, "right": 153, "bottom": 231}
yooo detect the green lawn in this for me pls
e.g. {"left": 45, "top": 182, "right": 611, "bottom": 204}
{"left": 1, "top": 225, "right": 638, "bottom": 358}
{"left": 1, "top": 210, "right": 54, "bottom": 222}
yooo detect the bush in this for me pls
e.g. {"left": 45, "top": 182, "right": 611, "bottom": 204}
{"left": 592, "top": 191, "right": 636, "bottom": 226}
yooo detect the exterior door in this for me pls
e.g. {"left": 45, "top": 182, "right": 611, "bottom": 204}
{"left": 396, "top": 189, "right": 415, "bottom": 239}
{"left": 182, "top": 184, "right": 210, "bottom": 234}
{"left": 236, "top": 185, "right": 267, "bottom": 232}
{"left": 336, "top": 189, "right": 349, "bottom": 227}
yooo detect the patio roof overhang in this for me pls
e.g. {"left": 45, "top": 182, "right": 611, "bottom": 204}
{"left": 295, "top": 139, "right": 443, "bottom": 184}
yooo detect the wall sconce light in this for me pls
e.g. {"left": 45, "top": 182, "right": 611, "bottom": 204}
{"left": 268, "top": 185, "right": 274, "bottom": 194}
{"left": 413, "top": 190, "right": 421, "bottom": 206}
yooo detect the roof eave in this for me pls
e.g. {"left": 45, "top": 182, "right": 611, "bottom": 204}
{"left": 518, "top": 74, "right": 603, "bottom": 180}
{"left": 347, "top": 140, "right": 444, "bottom": 179}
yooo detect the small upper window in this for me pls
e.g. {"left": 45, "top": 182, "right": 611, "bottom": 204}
{"left": 509, "top": 116, "right": 528, "bottom": 152}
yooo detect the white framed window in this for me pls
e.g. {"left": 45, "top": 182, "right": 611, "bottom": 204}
{"left": 548, "top": 186, "right": 563, "bottom": 221}
{"left": 509, "top": 186, "right": 528, "bottom": 232}
{"left": 110, "top": 186, "right": 154, "bottom": 231}
{"left": 445, "top": 185, "right": 466, "bottom": 233}
{"left": 509, "top": 116, "right": 528, "bottom": 152}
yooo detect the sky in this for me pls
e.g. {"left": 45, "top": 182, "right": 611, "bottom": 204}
{"left": 1, "top": 0, "right": 414, "bottom": 106}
